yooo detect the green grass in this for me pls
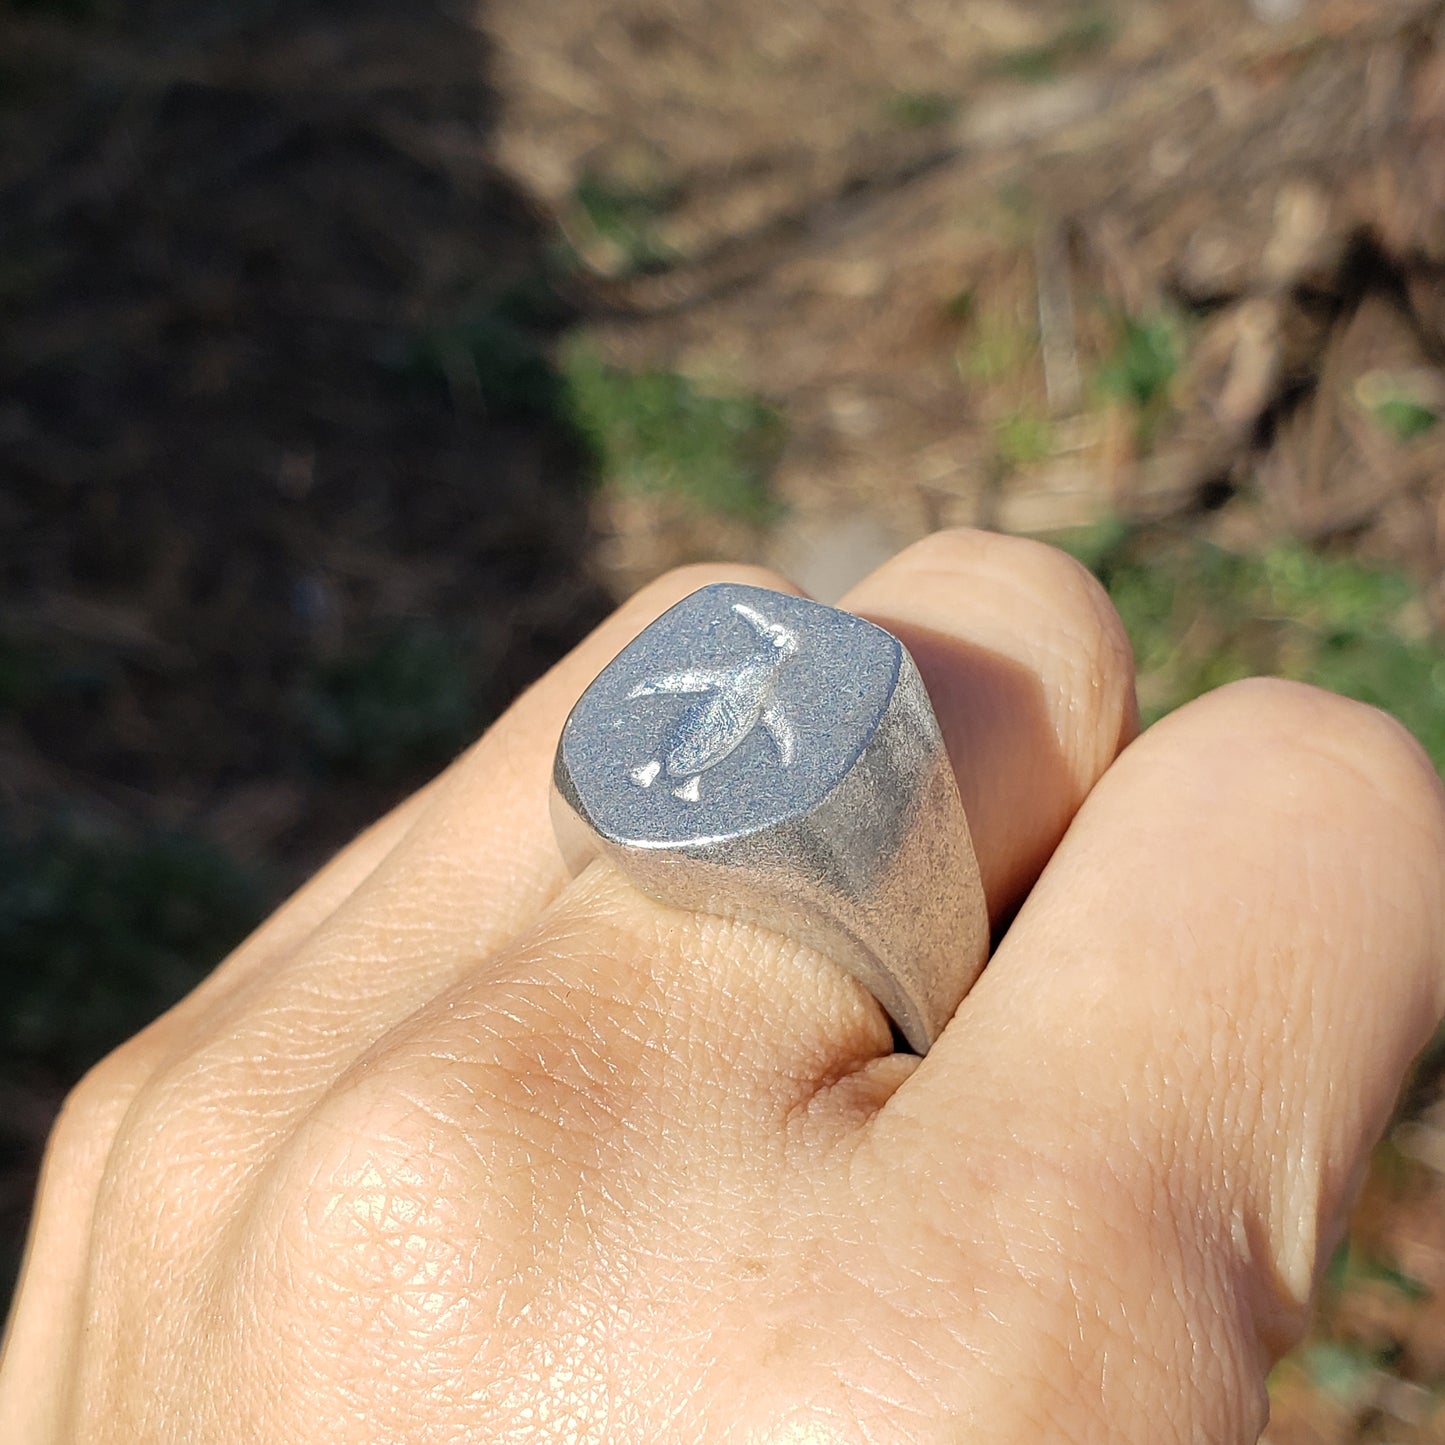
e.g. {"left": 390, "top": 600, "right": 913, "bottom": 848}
{"left": 398, "top": 313, "right": 562, "bottom": 414}
{"left": 994, "top": 408, "right": 1054, "bottom": 471}
{"left": 1356, "top": 372, "right": 1443, "bottom": 443}
{"left": 1325, "top": 1234, "right": 1432, "bottom": 1303}
{"left": 1094, "top": 310, "right": 1182, "bottom": 448}
{"left": 1373, "top": 396, "right": 1440, "bottom": 441}
{"left": 389, "top": 263, "right": 581, "bottom": 416}
{"left": 1060, "top": 521, "right": 1445, "bottom": 765}
{"left": 559, "top": 347, "right": 784, "bottom": 523}
{"left": 390, "top": 295, "right": 786, "bottom": 523}
{"left": 295, "top": 623, "right": 484, "bottom": 783}
{"left": 0, "top": 827, "right": 269, "bottom": 1078}
{"left": 1096, "top": 312, "right": 1179, "bottom": 410}
{"left": 572, "top": 171, "right": 678, "bottom": 277}
{"left": 881, "top": 89, "right": 956, "bottom": 129}
{"left": 958, "top": 315, "right": 1036, "bottom": 385}
{"left": 0, "top": 823, "right": 266, "bottom": 1307}
{"left": 1294, "top": 1340, "right": 1385, "bottom": 1404}
{"left": 990, "top": 13, "right": 1115, "bottom": 82}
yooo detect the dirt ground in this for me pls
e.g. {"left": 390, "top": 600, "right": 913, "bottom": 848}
{"left": 485, "top": 0, "right": 1445, "bottom": 591}
{"left": 5, "top": 0, "right": 1445, "bottom": 1435}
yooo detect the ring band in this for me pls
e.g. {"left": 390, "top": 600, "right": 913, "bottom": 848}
{"left": 550, "top": 583, "right": 988, "bottom": 1053}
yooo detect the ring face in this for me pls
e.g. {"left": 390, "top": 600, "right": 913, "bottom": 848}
{"left": 552, "top": 583, "right": 988, "bottom": 1054}
{"left": 556, "top": 584, "right": 901, "bottom": 847}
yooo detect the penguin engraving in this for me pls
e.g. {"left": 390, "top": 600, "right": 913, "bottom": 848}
{"left": 627, "top": 602, "right": 799, "bottom": 802}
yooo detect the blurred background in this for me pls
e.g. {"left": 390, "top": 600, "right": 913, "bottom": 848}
{"left": 4, "top": 0, "right": 1445, "bottom": 1435}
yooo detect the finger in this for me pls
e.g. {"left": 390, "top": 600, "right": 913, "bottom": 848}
{"left": 101, "top": 564, "right": 799, "bottom": 1121}
{"left": 841, "top": 528, "right": 1138, "bottom": 923}
{"left": 880, "top": 679, "right": 1445, "bottom": 1437}
{"left": 243, "top": 564, "right": 795, "bottom": 985}
{"left": 149, "top": 780, "right": 447, "bottom": 1026}
{"left": 173, "top": 529, "right": 1134, "bottom": 1071}
{"left": 346, "top": 528, "right": 1140, "bottom": 1110}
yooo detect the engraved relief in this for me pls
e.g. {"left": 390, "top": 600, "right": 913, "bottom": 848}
{"left": 627, "top": 602, "right": 799, "bottom": 801}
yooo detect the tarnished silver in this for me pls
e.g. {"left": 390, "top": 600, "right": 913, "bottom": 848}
{"left": 550, "top": 583, "right": 988, "bottom": 1053}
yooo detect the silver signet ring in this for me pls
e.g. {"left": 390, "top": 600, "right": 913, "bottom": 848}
{"left": 550, "top": 583, "right": 988, "bottom": 1054}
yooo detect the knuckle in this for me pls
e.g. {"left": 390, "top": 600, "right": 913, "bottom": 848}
{"left": 914, "top": 525, "right": 1100, "bottom": 598}
{"left": 1190, "top": 678, "right": 1445, "bottom": 833}
{"left": 1053, "top": 563, "right": 1137, "bottom": 729}
{"left": 52, "top": 1039, "right": 154, "bottom": 1151}
{"left": 641, "top": 561, "right": 793, "bottom": 608}
{"left": 237, "top": 1074, "right": 494, "bottom": 1410}
{"left": 278, "top": 1078, "right": 468, "bottom": 1281}
{"left": 1005, "top": 537, "right": 1140, "bottom": 765}
{"left": 1001, "top": 535, "right": 1135, "bottom": 686}
{"left": 30, "top": 1039, "right": 160, "bottom": 1216}
{"left": 1059, "top": 553, "right": 1132, "bottom": 666}
{"left": 909, "top": 527, "right": 1137, "bottom": 713}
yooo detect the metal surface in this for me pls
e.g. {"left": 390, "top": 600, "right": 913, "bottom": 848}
{"left": 550, "top": 583, "right": 988, "bottom": 1053}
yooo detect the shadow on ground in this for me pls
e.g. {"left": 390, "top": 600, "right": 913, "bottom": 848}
{"left": 0, "top": 0, "right": 609, "bottom": 1300}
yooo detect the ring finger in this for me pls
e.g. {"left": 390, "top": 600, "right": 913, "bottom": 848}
{"left": 320, "top": 528, "right": 1140, "bottom": 1102}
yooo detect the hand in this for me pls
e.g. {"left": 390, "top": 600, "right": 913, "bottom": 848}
{"left": 3, "top": 529, "right": 1442, "bottom": 1443}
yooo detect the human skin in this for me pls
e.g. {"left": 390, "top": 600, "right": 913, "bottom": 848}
{"left": 2, "top": 528, "right": 1443, "bottom": 1443}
